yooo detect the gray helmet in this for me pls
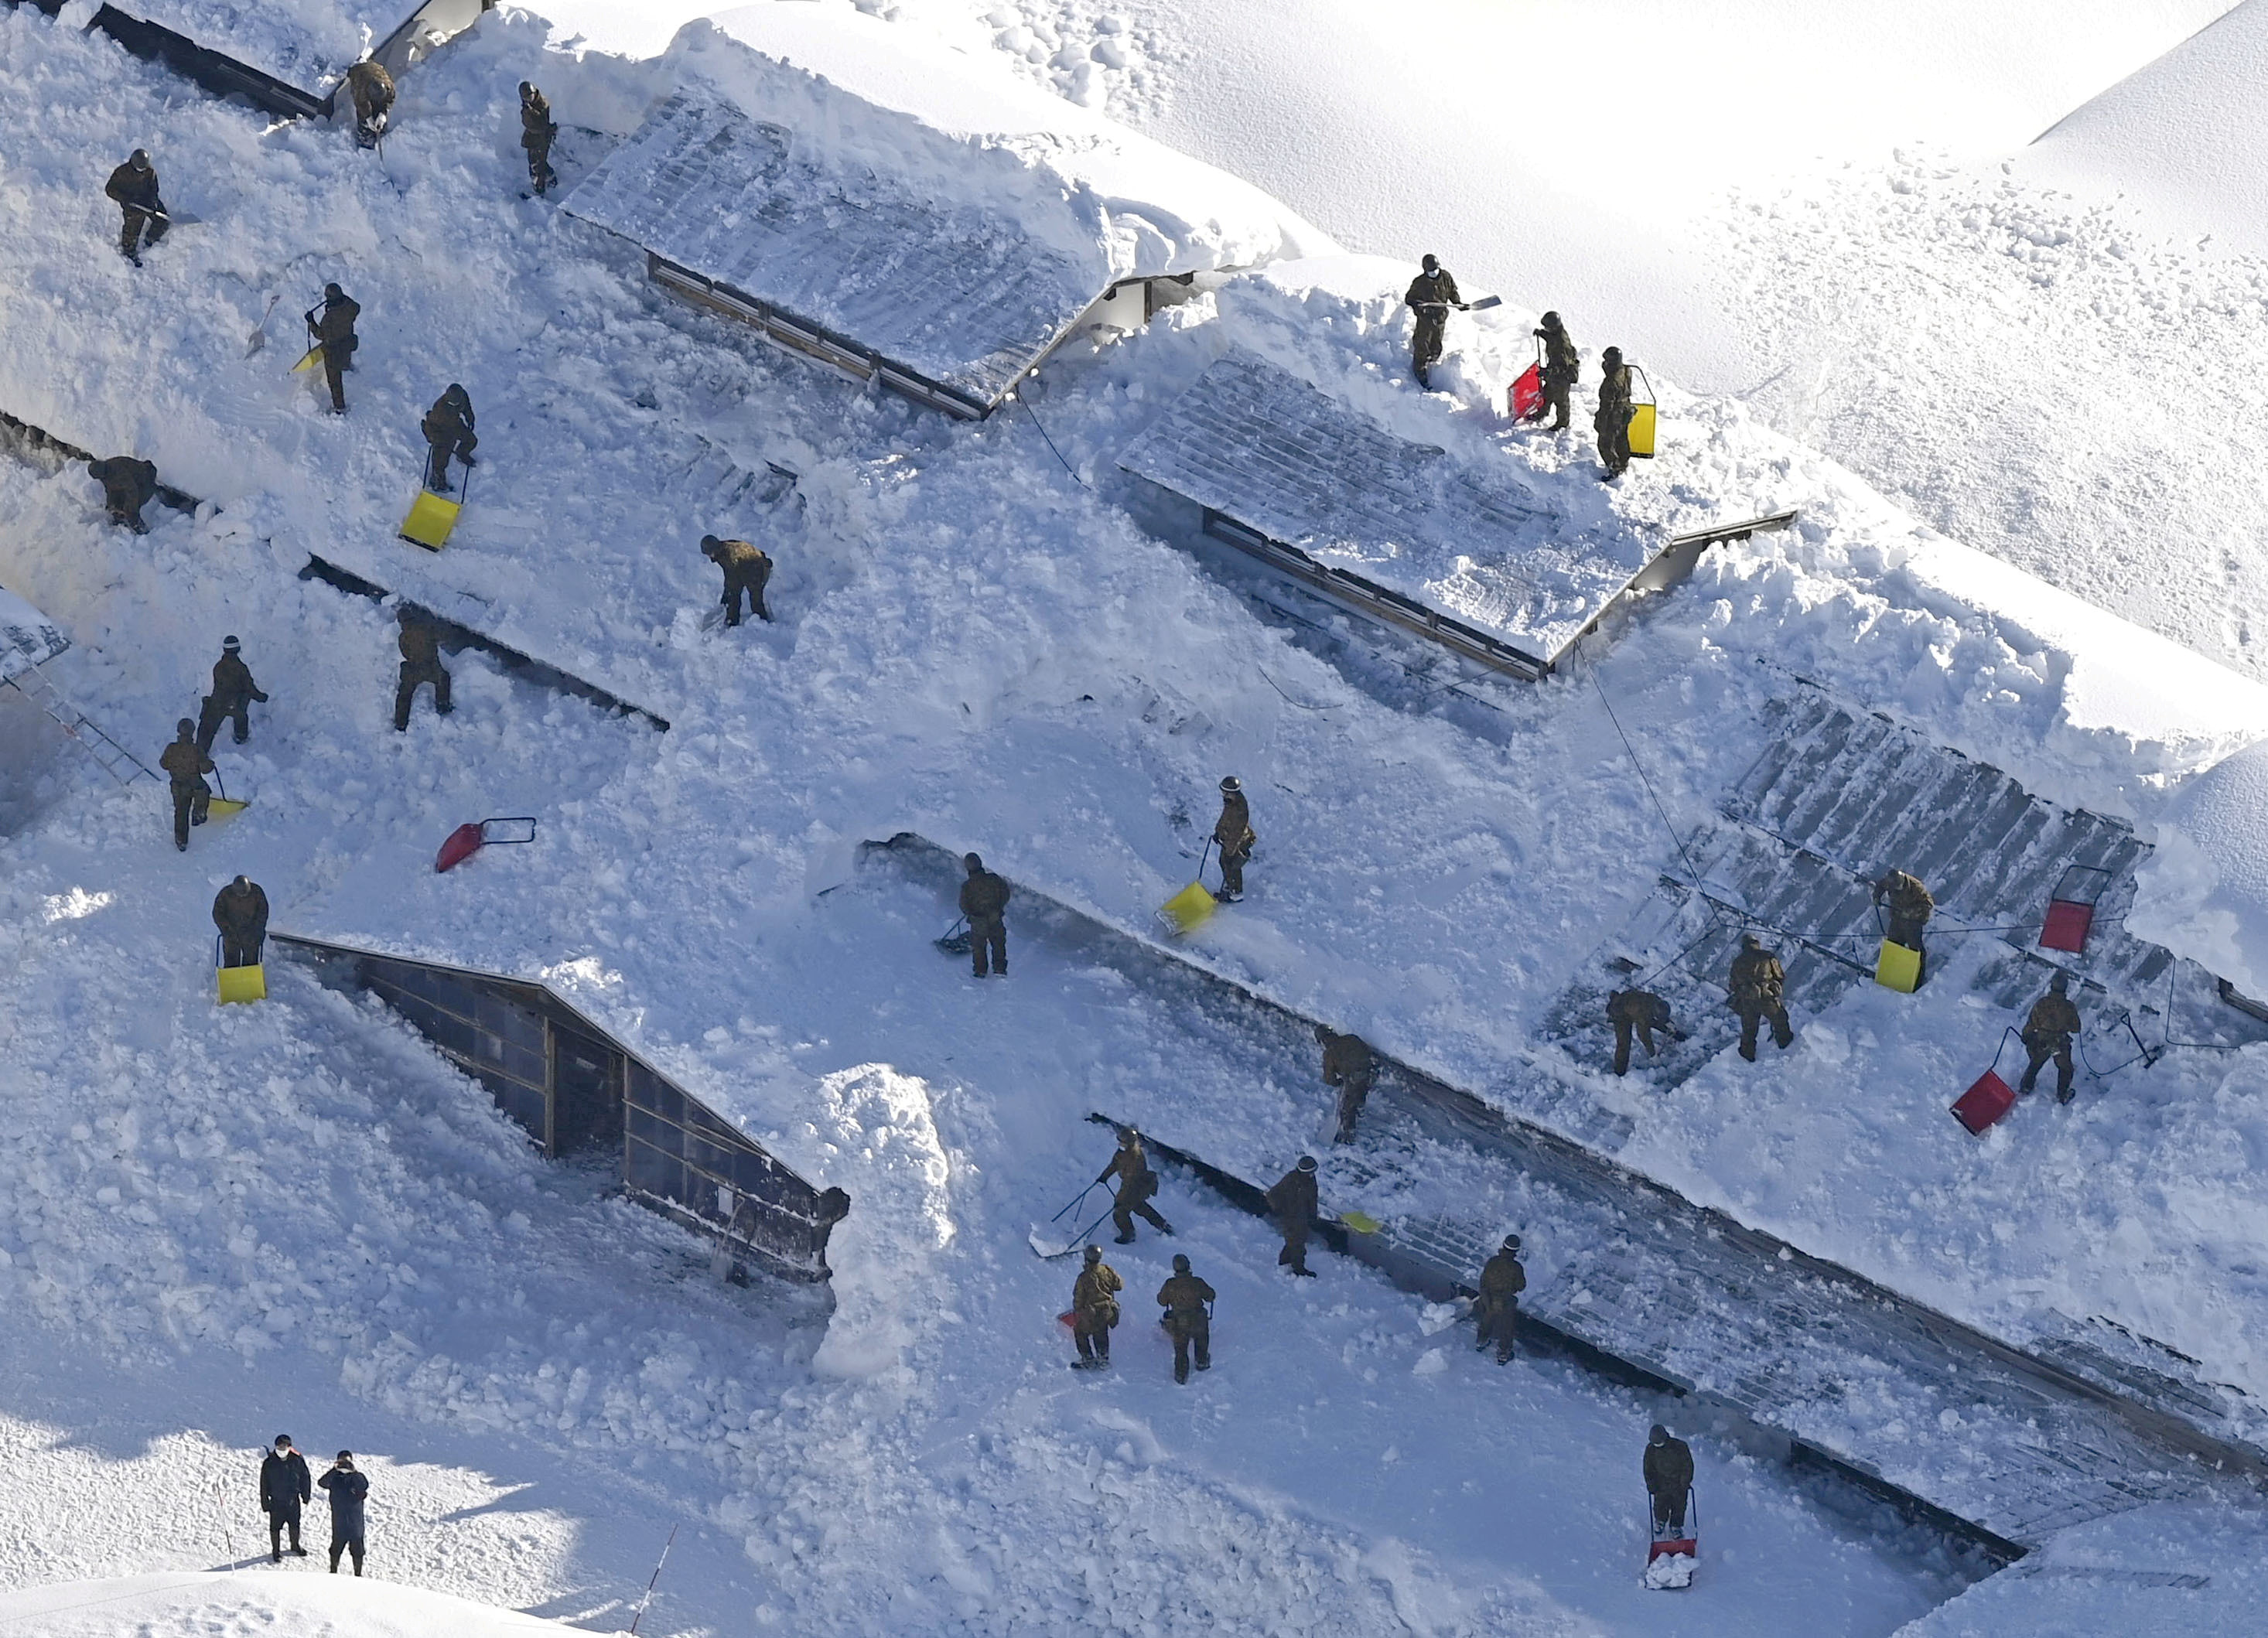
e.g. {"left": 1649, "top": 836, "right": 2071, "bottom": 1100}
{"left": 1083, "top": 1244, "right": 1102, "bottom": 1263}
{"left": 446, "top": 383, "right": 467, "bottom": 401}
{"left": 176, "top": 717, "right": 195, "bottom": 737}
{"left": 130, "top": 149, "right": 151, "bottom": 169}
{"left": 1119, "top": 1128, "right": 1139, "bottom": 1146}
{"left": 1296, "top": 1154, "right": 1317, "bottom": 1172}
{"left": 1603, "top": 346, "right": 1624, "bottom": 363}
{"left": 222, "top": 635, "right": 241, "bottom": 651}
{"left": 2049, "top": 971, "right": 2068, "bottom": 992}
{"left": 1220, "top": 776, "right": 1241, "bottom": 793}
{"left": 1421, "top": 254, "right": 1440, "bottom": 271}
{"left": 324, "top": 283, "right": 343, "bottom": 302}
{"left": 963, "top": 852, "right": 982, "bottom": 873}
{"left": 520, "top": 81, "right": 537, "bottom": 98}
{"left": 1541, "top": 310, "right": 1562, "bottom": 327}
{"left": 701, "top": 534, "right": 722, "bottom": 552}
{"left": 1649, "top": 1424, "right": 1669, "bottom": 1444}
{"left": 234, "top": 874, "right": 250, "bottom": 889}
{"left": 1172, "top": 1253, "right": 1190, "bottom": 1273}
{"left": 1501, "top": 1234, "right": 1521, "bottom": 1252}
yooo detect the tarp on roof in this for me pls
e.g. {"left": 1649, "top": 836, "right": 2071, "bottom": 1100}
{"left": 0, "top": 585, "right": 67, "bottom": 684}
{"left": 97, "top": 0, "right": 416, "bottom": 91}
{"left": 1117, "top": 354, "right": 1659, "bottom": 665}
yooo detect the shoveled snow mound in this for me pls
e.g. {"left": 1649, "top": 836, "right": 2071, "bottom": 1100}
{"left": 2024, "top": 0, "right": 2268, "bottom": 256}
{"left": 2130, "top": 736, "right": 2268, "bottom": 995}
{"left": 0, "top": 1572, "right": 569, "bottom": 1636}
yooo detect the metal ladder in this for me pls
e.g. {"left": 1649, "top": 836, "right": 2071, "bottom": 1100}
{"left": 3, "top": 664, "right": 155, "bottom": 785}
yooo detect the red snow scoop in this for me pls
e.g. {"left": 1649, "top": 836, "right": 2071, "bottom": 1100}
{"left": 1645, "top": 1492, "right": 1698, "bottom": 1590}
{"left": 1057, "top": 1309, "right": 1078, "bottom": 1336}
{"left": 435, "top": 816, "right": 538, "bottom": 873}
{"left": 1510, "top": 361, "right": 1546, "bottom": 424}
{"left": 1952, "top": 1029, "right": 2021, "bottom": 1136}
{"left": 2039, "top": 863, "right": 2113, "bottom": 954}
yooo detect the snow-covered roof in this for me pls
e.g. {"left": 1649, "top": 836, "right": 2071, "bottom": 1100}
{"left": 99, "top": 0, "right": 417, "bottom": 93}
{"left": 0, "top": 584, "right": 67, "bottom": 684}
{"left": 1116, "top": 353, "right": 1658, "bottom": 668}
{"left": 559, "top": 4, "right": 1324, "bottom": 411}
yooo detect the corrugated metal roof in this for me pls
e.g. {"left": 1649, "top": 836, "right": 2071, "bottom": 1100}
{"left": 0, "top": 585, "right": 68, "bottom": 684}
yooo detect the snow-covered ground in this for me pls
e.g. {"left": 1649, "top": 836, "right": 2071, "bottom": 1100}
{"left": 6, "top": 0, "right": 2268, "bottom": 1632}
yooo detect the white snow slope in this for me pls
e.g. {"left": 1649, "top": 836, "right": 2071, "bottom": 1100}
{"left": 1, "top": 3, "right": 2267, "bottom": 1636}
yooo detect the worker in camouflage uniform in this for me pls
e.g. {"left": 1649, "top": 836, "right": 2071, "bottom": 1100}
{"left": 1645, "top": 1424, "right": 1695, "bottom": 1537}
{"left": 1317, "top": 1024, "right": 1375, "bottom": 1144}
{"left": 159, "top": 718, "right": 213, "bottom": 851}
{"left": 345, "top": 60, "right": 395, "bottom": 148}
{"left": 1265, "top": 1154, "right": 1320, "bottom": 1277}
{"left": 213, "top": 874, "right": 269, "bottom": 969}
{"left": 104, "top": 148, "right": 167, "bottom": 264}
{"left": 421, "top": 384, "right": 477, "bottom": 494}
{"left": 519, "top": 82, "right": 558, "bottom": 196}
{"left": 196, "top": 636, "right": 269, "bottom": 752}
{"left": 87, "top": 454, "right": 159, "bottom": 533}
{"left": 1607, "top": 987, "right": 1678, "bottom": 1077}
{"left": 700, "top": 534, "right": 772, "bottom": 626}
{"left": 1471, "top": 1233, "right": 1525, "bottom": 1363}
{"left": 1156, "top": 1253, "right": 1215, "bottom": 1384}
{"left": 1595, "top": 346, "right": 1634, "bottom": 479}
{"left": 305, "top": 284, "right": 360, "bottom": 414}
{"left": 1727, "top": 933, "right": 1794, "bottom": 1062}
{"left": 1533, "top": 310, "right": 1579, "bottom": 431}
{"left": 1404, "top": 254, "right": 1466, "bottom": 388}
{"left": 1096, "top": 1128, "right": 1173, "bottom": 1243}
{"left": 2020, "top": 971, "right": 2082, "bottom": 1104}
{"left": 1070, "top": 1244, "right": 1122, "bottom": 1370}
{"left": 393, "top": 609, "right": 453, "bottom": 731}
{"left": 1873, "top": 868, "right": 1936, "bottom": 978}
{"left": 958, "top": 851, "right": 1010, "bottom": 978}
{"left": 1212, "top": 776, "right": 1255, "bottom": 903}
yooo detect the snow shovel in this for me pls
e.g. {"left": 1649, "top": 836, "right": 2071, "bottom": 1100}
{"left": 1509, "top": 360, "right": 1546, "bottom": 425}
{"left": 1644, "top": 1491, "right": 1698, "bottom": 1589}
{"left": 2040, "top": 862, "right": 2113, "bottom": 954}
{"left": 1158, "top": 839, "right": 1218, "bottom": 937}
{"left": 1332, "top": 1208, "right": 1383, "bottom": 1235}
{"left": 1627, "top": 367, "right": 1658, "bottom": 459}
{"left": 206, "top": 769, "right": 248, "bottom": 821}
{"left": 244, "top": 295, "right": 282, "bottom": 358}
{"left": 1874, "top": 937, "right": 1921, "bottom": 993}
{"left": 291, "top": 342, "right": 325, "bottom": 376}
{"left": 434, "top": 816, "right": 538, "bottom": 873}
{"left": 1030, "top": 1194, "right": 1119, "bottom": 1259}
{"left": 1464, "top": 295, "right": 1503, "bottom": 312}
{"left": 214, "top": 933, "right": 266, "bottom": 1005}
{"left": 934, "top": 916, "right": 972, "bottom": 957}
{"left": 1952, "top": 1028, "right": 2020, "bottom": 1136}
{"left": 399, "top": 474, "right": 465, "bottom": 551}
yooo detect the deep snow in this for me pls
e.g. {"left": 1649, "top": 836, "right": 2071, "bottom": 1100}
{"left": 4, "top": 0, "right": 2268, "bottom": 1633}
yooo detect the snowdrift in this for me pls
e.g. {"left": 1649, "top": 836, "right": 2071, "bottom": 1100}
{"left": 0, "top": 1572, "right": 571, "bottom": 1636}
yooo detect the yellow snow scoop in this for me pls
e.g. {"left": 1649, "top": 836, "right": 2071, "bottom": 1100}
{"left": 398, "top": 487, "right": 462, "bottom": 551}
{"left": 1628, "top": 367, "right": 1658, "bottom": 459}
{"left": 1874, "top": 939, "right": 1921, "bottom": 994}
{"left": 214, "top": 936, "right": 266, "bottom": 1004}
{"left": 1160, "top": 881, "right": 1217, "bottom": 936}
{"left": 207, "top": 770, "right": 247, "bottom": 821}
{"left": 291, "top": 343, "right": 324, "bottom": 374}
{"left": 1337, "top": 1209, "right": 1382, "bottom": 1235}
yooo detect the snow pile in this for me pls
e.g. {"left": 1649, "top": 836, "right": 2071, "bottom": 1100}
{"left": 658, "top": 3, "right": 1328, "bottom": 285}
{"left": 0, "top": 1572, "right": 570, "bottom": 1636}
{"left": 101, "top": 0, "right": 401, "bottom": 89}
{"left": 802, "top": 1064, "right": 956, "bottom": 1382}
{"left": 2024, "top": 0, "right": 2268, "bottom": 256}
{"left": 2129, "top": 737, "right": 2268, "bottom": 995}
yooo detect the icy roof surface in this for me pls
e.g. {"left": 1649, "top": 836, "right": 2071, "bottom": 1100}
{"left": 562, "top": 92, "right": 1093, "bottom": 408}
{"left": 0, "top": 583, "right": 67, "bottom": 684}
{"left": 1116, "top": 353, "right": 1655, "bottom": 663}
{"left": 100, "top": 0, "right": 413, "bottom": 90}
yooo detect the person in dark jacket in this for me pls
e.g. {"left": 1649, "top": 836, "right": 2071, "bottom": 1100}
{"left": 1266, "top": 1154, "right": 1320, "bottom": 1277}
{"left": 317, "top": 1451, "right": 369, "bottom": 1575}
{"left": 196, "top": 636, "right": 269, "bottom": 752}
{"left": 394, "top": 609, "right": 453, "bottom": 731}
{"left": 1595, "top": 346, "right": 1634, "bottom": 479}
{"left": 2020, "top": 971, "right": 2083, "bottom": 1104}
{"left": 1607, "top": 988, "right": 1678, "bottom": 1077}
{"left": 260, "top": 1435, "right": 312, "bottom": 1561}
{"left": 87, "top": 455, "right": 159, "bottom": 533}
{"left": 158, "top": 718, "right": 213, "bottom": 851}
{"left": 306, "top": 284, "right": 360, "bottom": 413}
{"left": 345, "top": 61, "right": 395, "bottom": 148}
{"left": 213, "top": 875, "right": 269, "bottom": 968}
{"left": 421, "top": 384, "right": 477, "bottom": 494}
{"left": 1317, "top": 1025, "right": 1375, "bottom": 1143}
{"left": 520, "top": 82, "right": 558, "bottom": 195}
{"left": 1404, "top": 254, "right": 1465, "bottom": 387}
{"left": 1644, "top": 1424, "right": 1695, "bottom": 1536}
{"left": 958, "top": 852, "right": 1010, "bottom": 978}
{"left": 1212, "top": 776, "right": 1255, "bottom": 902}
{"left": 1070, "top": 1244, "right": 1122, "bottom": 1370}
{"left": 701, "top": 535, "right": 772, "bottom": 626}
{"left": 1472, "top": 1234, "right": 1525, "bottom": 1363}
{"left": 104, "top": 149, "right": 167, "bottom": 262}
{"left": 1727, "top": 933, "right": 1794, "bottom": 1062}
{"left": 1096, "top": 1128, "right": 1173, "bottom": 1243}
{"left": 1532, "top": 310, "right": 1579, "bottom": 431}
{"left": 1156, "top": 1254, "right": 1215, "bottom": 1384}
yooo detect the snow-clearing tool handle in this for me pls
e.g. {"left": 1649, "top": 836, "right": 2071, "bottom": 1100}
{"left": 478, "top": 817, "right": 538, "bottom": 845}
{"left": 1050, "top": 1178, "right": 1103, "bottom": 1225}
